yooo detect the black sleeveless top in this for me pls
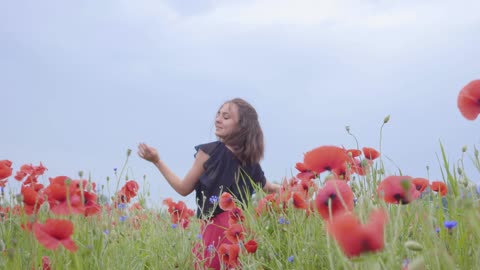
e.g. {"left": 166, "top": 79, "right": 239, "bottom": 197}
{"left": 194, "top": 141, "right": 266, "bottom": 219}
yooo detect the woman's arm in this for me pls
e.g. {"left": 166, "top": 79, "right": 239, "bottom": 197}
{"left": 263, "top": 180, "right": 281, "bottom": 194}
{"left": 138, "top": 143, "right": 209, "bottom": 196}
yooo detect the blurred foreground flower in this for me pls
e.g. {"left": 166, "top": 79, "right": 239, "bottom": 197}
{"left": 33, "top": 219, "right": 78, "bottom": 252}
{"left": 326, "top": 208, "right": 388, "bottom": 258}
{"left": 457, "top": 79, "right": 480, "bottom": 120}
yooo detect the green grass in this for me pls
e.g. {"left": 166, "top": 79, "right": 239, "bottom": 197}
{"left": 1, "top": 143, "right": 480, "bottom": 270}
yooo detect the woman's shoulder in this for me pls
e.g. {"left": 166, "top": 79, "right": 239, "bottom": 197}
{"left": 194, "top": 141, "right": 224, "bottom": 156}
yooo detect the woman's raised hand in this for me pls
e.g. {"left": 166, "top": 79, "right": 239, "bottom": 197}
{"left": 137, "top": 143, "right": 160, "bottom": 163}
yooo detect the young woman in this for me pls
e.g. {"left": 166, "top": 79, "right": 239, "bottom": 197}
{"left": 138, "top": 98, "right": 280, "bottom": 269}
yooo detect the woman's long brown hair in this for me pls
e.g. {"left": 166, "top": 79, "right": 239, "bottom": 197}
{"left": 220, "top": 98, "right": 264, "bottom": 165}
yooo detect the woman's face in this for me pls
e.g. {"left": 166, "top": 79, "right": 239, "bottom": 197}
{"left": 215, "top": 102, "right": 239, "bottom": 139}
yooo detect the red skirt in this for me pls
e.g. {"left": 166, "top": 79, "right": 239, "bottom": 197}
{"left": 193, "top": 211, "right": 232, "bottom": 270}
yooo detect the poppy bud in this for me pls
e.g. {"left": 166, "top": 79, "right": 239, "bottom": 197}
{"left": 462, "top": 145, "right": 467, "bottom": 153}
{"left": 78, "top": 171, "right": 84, "bottom": 178}
{"left": 474, "top": 146, "right": 479, "bottom": 158}
{"left": 404, "top": 240, "right": 423, "bottom": 251}
{"left": 383, "top": 115, "right": 390, "bottom": 124}
{"left": 345, "top": 126, "right": 350, "bottom": 132}
{"left": 127, "top": 149, "right": 132, "bottom": 157}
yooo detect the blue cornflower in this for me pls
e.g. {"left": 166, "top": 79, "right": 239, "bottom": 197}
{"left": 119, "top": 215, "right": 128, "bottom": 222}
{"left": 402, "top": 258, "right": 410, "bottom": 268}
{"left": 288, "top": 255, "right": 294, "bottom": 263}
{"left": 209, "top": 195, "right": 219, "bottom": 204}
{"left": 435, "top": 227, "right": 440, "bottom": 233}
{"left": 278, "top": 217, "right": 290, "bottom": 225}
{"left": 117, "top": 203, "right": 127, "bottom": 209}
{"left": 104, "top": 229, "right": 109, "bottom": 235}
{"left": 114, "top": 168, "right": 117, "bottom": 173}
{"left": 171, "top": 224, "right": 178, "bottom": 229}
{"left": 444, "top": 220, "right": 458, "bottom": 229}
{"left": 207, "top": 244, "right": 215, "bottom": 253}
{"left": 196, "top": 234, "right": 202, "bottom": 239}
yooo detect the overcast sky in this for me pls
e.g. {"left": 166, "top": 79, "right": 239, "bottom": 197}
{"left": 2, "top": 0, "right": 479, "bottom": 208}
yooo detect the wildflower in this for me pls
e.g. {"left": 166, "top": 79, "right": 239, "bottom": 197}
{"left": 225, "top": 224, "right": 245, "bottom": 244}
{"left": 303, "top": 146, "right": 350, "bottom": 179}
{"left": 377, "top": 176, "right": 420, "bottom": 204}
{"left": 402, "top": 258, "right": 410, "bottom": 270}
{"left": 444, "top": 220, "right": 457, "bottom": 229}
{"left": 207, "top": 244, "right": 215, "bottom": 253}
{"left": 218, "top": 243, "right": 240, "bottom": 268}
{"left": 457, "top": 79, "right": 480, "bottom": 120}
{"left": 412, "top": 178, "right": 429, "bottom": 193}
{"left": 430, "top": 181, "right": 448, "bottom": 196}
{"left": 435, "top": 227, "right": 440, "bottom": 233}
{"left": 171, "top": 224, "right": 178, "bottom": 229}
{"left": 163, "top": 198, "right": 194, "bottom": 228}
{"left": 42, "top": 256, "right": 51, "bottom": 270}
{"left": 219, "top": 192, "right": 236, "bottom": 211}
{"left": 315, "top": 180, "right": 354, "bottom": 220}
{"left": 103, "top": 230, "right": 109, "bottom": 235}
{"left": 326, "top": 208, "right": 388, "bottom": 258}
{"left": 114, "top": 168, "right": 117, "bottom": 173}
{"left": 228, "top": 207, "right": 245, "bottom": 225}
{"left": 278, "top": 217, "right": 290, "bottom": 225}
{"left": 346, "top": 149, "right": 362, "bottom": 158}
{"left": 196, "top": 233, "right": 202, "bottom": 239}
{"left": 32, "top": 219, "right": 78, "bottom": 252}
{"left": 292, "top": 192, "right": 308, "bottom": 209}
{"left": 209, "top": 195, "right": 219, "bottom": 204}
{"left": 119, "top": 215, "right": 128, "bottom": 222}
{"left": 362, "top": 147, "right": 380, "bottom": 160}
{"left": 117, "top": 203, "right": 127, "bottom": 209}
{"left": 288, "top": 255, "right": 294, "bottom": 263}
{"left": 244, "top": 239, "right": 258, "bottom": 253}
{"left": 0, "top": 160, "right": 13, "bottom": 180}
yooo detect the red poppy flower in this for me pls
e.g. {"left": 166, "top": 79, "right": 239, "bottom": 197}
{"left": 244, "top": 239, "right": 258, "bottom": 253}
{"left": 42, "top": 256, "right": 52, "bottom": 270}
{"left": 162, "top": 198, "right": 194, "bottom": 228}
{"left": 430, "top": 181, "right": 448, "bottom": 196}
{"left": 228, "top": 207, "right": 245, "bottom": 225}
{"left": 412, "top": 178, "right": 429, "bottom": 193}
{"left": 295, "top": 162, "right": 309, "bottom": 172}
{"left": 21, "top": 185, "right": 45, "bottom": 215}
{"left": 377, "top": 176, "right": 420, "bottom": 204}
{"left": 362, "top": 147, "right": 380, "bottom": 160}
{"left": 219, "top": 192, "right": 236, "bottom": 211}
{"left": 315, "top": 180, "right": 354, "bottom": 220}
{"left": 346, "top": 149, "right": 362, "bottom": 158}
{"left": 292, "top": 192, "right": 308, "bottom": 210}
{"left": 303, "top": 146, "right": 350, "bottom": 178}
{"left": 254, "top": 193, "right": 278, "bottom": 216}
{"left": 326, "top": 208, "right": 388, "bottom": 258}
{"left": 457, "top": 79, "right": 480, "bottom": 120}
{"left": 225, "top": 224, "right": 245, "bottom": 244}
{"left": 123, "top": 180, "right": 139, "bottom": 198}
{"left": 0, "top": 160, "right": 13, "bottom": 180}
{"left": 296, "top": 171, "right": 316, "bottom": 181}
{"left": 33, "top": 219, "right": 78, "bottom": 252}
{"left": 218, "top": 243, "right": 240, "bottom": 267}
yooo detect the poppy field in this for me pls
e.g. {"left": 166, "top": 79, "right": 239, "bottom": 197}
{"left": 0, "top": 80, "right": 479, "bottom": 269}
